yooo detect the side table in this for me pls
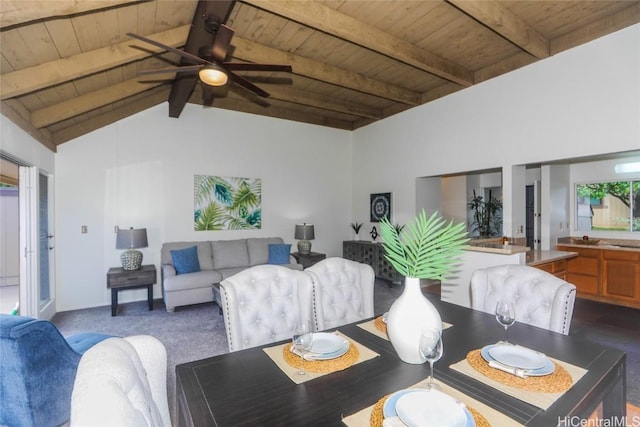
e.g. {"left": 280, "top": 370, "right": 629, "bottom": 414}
{"left": 291, "top": 251, "right": 326, "bottom": 269}
{"left": 106, "top": 264, "right": 156, "bottom": 316}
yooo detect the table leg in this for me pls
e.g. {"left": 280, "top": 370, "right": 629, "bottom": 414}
{"left": 111, "top": 289, "right": 118, "bottom": 316}
{"left": 147, "top": 284, "right": 153, "bottom": 311}
{"left": 602, "top": 358, "right": 626, "bottom": 421}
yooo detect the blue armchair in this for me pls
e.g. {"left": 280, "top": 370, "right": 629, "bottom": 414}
{"left": 0, "top": 314, "right": 111, "bottom": 427}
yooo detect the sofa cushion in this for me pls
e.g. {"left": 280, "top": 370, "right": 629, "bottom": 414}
{"left": 268, "top": 243, "right": 291, "bottom": 265}
{"left": 212, "top": 239, "right": 249, "bottom": 269}
{"left": 170, "top": 246, "right": 200, "bottom": 275}
{"left": 163, "top": 270, "right": 222, "bottom": 292}
{"left": 247, "top": 237, "right": 284, "bottom": 266}
{"left": 161, "top": 242, "right": 213, "bottom": 271}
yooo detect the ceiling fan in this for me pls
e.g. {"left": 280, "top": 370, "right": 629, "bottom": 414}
{"left": 127, "top": 17, "right": 292, "bottom": 100}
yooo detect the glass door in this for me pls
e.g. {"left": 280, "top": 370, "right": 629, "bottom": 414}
{"left": 18, "top": 166, "right": 55, "bottom": 319}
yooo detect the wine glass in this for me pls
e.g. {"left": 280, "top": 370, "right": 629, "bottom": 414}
{"left": 292, "top": 321, "right": 313, "bottom": 375}
{"left": 419, "top": 328, "right": 443, "bottom": 389}
{"left": 495, "top": 300, "right": 516, "bottom": 344}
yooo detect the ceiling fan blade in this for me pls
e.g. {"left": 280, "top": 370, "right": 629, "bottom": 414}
{"left": 228, "top": 71, "right": 270, "bottom": 98}
{"left": 127, "top": 32, "right": 211, "bottom": 66}
{"left": 136, "top": 65, "right": 202, "bottom": 75}
{"left": 224, "top": 63, "right": 292, "bottom": 73}
{"left": 211, "top": 24, "right": 234, "bottom": 63}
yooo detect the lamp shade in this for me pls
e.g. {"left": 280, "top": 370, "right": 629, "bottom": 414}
{"left": 116, "top": 228, "right": 148, "bottom": 249}
{"left": 294, "top": 224, "right": 315, "bottom": 240}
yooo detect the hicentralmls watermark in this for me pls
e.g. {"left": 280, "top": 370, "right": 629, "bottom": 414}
{"left": 558, "top": 415, "right": 640, "bottom": 427}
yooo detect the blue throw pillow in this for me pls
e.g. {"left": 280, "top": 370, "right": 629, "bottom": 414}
{"left": 268, "top": 243, "right": 291, "bottom": 265}
{"left": 171, "top": 246, "right": 200, "bottom": 275}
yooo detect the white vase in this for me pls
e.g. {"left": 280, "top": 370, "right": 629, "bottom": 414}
{"left": 354, "top": 234, "right": 360, "bottom": 241}
{"left": 386, "top": 276, "right": 442, "bottom": 364}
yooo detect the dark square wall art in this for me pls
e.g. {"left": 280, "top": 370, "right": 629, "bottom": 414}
{"left": 370, "top": 192, "right": 392, "bottom": 222}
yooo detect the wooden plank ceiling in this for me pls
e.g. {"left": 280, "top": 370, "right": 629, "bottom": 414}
{"left": 1, "top": 0, "right": 639, "bottom": 152}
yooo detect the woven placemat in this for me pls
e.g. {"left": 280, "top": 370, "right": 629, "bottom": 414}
{"left": 283, "top": 342, "right": 359, "bottom": 373}
{"left": 467, "top": 349, "right": 572, "bottom": 393}
{"left": 374, "top": 316, "right": 387, "bottom": 334}
{"left": 369, "top": 393, "right": 491, "bottom": 427}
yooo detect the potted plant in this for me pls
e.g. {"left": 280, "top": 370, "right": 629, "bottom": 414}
{"left": 468, "top": 189, "right": 502, "bottom": 238}
{"left": 350, "top": 222, "right": 363, "bottom": 240}
{"left": 380, "top": 210, "right": 468, "bottom": 364}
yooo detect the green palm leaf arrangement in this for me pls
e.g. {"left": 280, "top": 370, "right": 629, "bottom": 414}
{"left": 380, "top": 210, "right": 469, "bottom": 279}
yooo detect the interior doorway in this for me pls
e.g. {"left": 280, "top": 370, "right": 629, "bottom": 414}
{"left": 0, "top": 155, "right": 55, "bottom": 318}
{"left": 0, "top": 157, "right": 20, "bottom": 314}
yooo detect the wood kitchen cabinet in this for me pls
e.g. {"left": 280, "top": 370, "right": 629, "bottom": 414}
{"left": 601, "top": 249, "right": 640, "bottom": 305}
{"left": 557, "top": 244, "right": 640, "bottom": 309}
{"left": 534, "top": 259, "right": 568, "bottom": 280}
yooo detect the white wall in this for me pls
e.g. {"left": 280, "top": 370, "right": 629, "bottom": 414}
{"left": 352, "top": 24, "right": 640, "bottom": 231}
{"left": 55, "top": 105, "right": 352, "bottom": 311}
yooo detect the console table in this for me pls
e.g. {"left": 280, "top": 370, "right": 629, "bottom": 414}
{"left": 106, "top": 264, "right": 156, "bottom": 316}
{"left": 343, "top": 240, "right": 402, "bottom": 283}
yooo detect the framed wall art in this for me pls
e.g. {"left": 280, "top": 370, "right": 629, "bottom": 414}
{"left": 194, "top": 175, "right": 262, "bottom": 230}
{"left": 370, "top": 192, "right": 392, "bottom": 222}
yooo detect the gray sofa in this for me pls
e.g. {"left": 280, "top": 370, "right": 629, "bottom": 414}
{"left": 160, "top": 237, "right": 301, "bottom": 312}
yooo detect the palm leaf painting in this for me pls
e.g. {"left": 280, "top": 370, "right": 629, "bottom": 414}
{"left": 194, "top": 175, "right": 262, "bottom": 230}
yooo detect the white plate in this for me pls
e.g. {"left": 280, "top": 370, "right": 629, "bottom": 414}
{"left": 488, "top": 344, "right": 548, "bottom": 370}
{"left": 305, "top": 341, "right": 349, "bottom": 360}
{"left": 307, "top": 333, "right": 347, "bottom": 355}
{"left": 481, "top": 345, "right": 555, "bottom": 376}
{"left": 393, "top": 389, "right": 469, "bottom": 427}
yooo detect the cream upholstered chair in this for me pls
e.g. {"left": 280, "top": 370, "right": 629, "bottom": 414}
{"left": 70, "top": 335, "right": 171, "bottom": 427}
{"left": 220, "top": 265, "right": 314, "bottom": 352}
{"left": 306, "top": 257, "right": 375, "bottom": 331}
{"left": 470, "top": 264, "right": 577, "bottom": 335}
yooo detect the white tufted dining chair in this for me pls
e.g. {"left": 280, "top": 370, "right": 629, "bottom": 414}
{"left": 470, "top": 264, "right": 577, "bottom": 335}
{"left": 306, "top": 257, "right": 375, "bottom": 331}
{"left": 220, "top": 265, "right": 314, "bottom": 352}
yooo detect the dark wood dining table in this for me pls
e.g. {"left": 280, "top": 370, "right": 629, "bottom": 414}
{"left": 175, "top": 295, "right": 626, "bottom": 427}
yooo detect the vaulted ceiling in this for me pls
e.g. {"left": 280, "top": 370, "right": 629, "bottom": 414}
{"left": 1, "top": 0, "right": 639, "bottom": 152}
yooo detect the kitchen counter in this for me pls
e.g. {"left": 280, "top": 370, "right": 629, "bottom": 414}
{"left": 554, "top": 242, "right": 640, "bottom": 253}
{"left": 464, "top": 243, "right": 530, "bottom": 255}
{"left": 526, "top": 249, "right": 578, "bottom": 266}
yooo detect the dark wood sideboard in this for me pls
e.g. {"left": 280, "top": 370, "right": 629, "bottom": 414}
{"left": 343, "top": 240, "right": 403, "bottom": 284}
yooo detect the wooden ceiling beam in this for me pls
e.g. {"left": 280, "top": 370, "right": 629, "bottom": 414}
{"left": 31, "top": 77, "right": 171, "bottom": 128}
{"left": 192, "top": 90, "right": 354, "bottom": 130}
{"left": 550, "top": 2, "right": 640, "bottom": 55}
{"left": 52, "top": 87, "right": 170, "bottom": 145}
{"left": 1, "top": 100, "right": 56, "bottom": 152}
{"left": 243, "top": 0, "right": 473, "bottom": 87}
{"left": 1, "top": 25, "right": 189, "bottom": 100}
{"left": 0, "top": 0, "right": 148, "bottom": 29}
{"left": 446, "top": 0, "right": 549, "bottom": 59}
{"left": 261, "top": 84, "right": 383, "bottom": 120}
{"left": 232, "top": 36, "right": 421, "bottom": 105}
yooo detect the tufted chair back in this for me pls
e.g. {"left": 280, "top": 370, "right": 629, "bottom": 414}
{"left": 470, "top": 264, "right": 577, "bottom": 335}
{"left": 0, "top": 314, "right": 111, "bottom": 427}
{"left": 306, "top": 257, "right": 375, "bottom": 331}
{"left": 220, "top": 265, "right": 314, "bottom": 352}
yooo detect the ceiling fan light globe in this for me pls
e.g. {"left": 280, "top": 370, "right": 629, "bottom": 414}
{"left": 199, "top": 67, "right": 228, "bottom": 86}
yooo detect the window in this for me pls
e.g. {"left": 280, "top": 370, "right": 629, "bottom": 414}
{"left": 576, "top": 181, "right": 640, "bottom": 232}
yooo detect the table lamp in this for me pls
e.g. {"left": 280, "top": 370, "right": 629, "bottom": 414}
{"left": 116, "top": 227, "right": 148, "bottom": 270}
{"left": 295, "top": 223, "right": 315, "bottom": 255}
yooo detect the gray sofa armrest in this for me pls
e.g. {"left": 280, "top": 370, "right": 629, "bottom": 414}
{"left": 162, "top": 264, "right": 176, "bottom": 279}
